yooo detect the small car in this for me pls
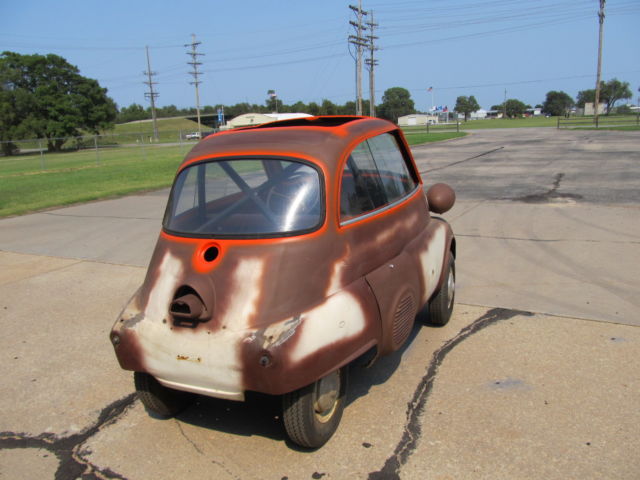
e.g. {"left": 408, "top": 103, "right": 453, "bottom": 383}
{"left": 110, "top": 115, "right": 456, "bottom": 448}
{"left": 185, "top": 131, "right": 202, "bottom": 140}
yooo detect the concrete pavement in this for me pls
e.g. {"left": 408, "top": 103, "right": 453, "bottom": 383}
{"left": 0, "top": 127, "right": 638, "bottom": 479}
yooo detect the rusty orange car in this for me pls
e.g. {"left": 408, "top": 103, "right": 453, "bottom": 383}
{"left": 110, "top": 116, "right": 456, "bottom": 448}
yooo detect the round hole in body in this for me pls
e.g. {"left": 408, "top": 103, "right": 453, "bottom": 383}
{"left": 204, "top": 246, "right": 219, "bottom": 262}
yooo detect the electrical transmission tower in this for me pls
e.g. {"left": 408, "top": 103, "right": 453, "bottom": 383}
{"left": 144, "top": 46, "right": 159, "bottom": 141}
{"left": 365, "top": 10, "right": 379, "bottom": 117}
{"left": 185, "top": 34, "right": 204, "bottom": 135}
{"left": 349, "top": 1, "right": 368, "bottom": 116}
{"left": 594, "top": 0, "right": 606, "bottom": 125}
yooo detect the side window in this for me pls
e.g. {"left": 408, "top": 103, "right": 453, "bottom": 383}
{"left": 367, "top": 133, "right": 417, "bottom": 203}
{"left": 340, "top": 143, "right": 387, "bottom": 220}
{"left": 340, "top": 133, "right": 418, "bottom": 222}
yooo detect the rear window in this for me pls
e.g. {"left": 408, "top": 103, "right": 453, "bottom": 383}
{"left": 164, "top": 158, "right": 323, "bottom": 237}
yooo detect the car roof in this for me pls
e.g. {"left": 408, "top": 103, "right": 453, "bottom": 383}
{"left": 179, "top": 116, "right": 398, "bottom": 175}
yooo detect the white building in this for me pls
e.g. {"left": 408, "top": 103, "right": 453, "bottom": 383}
{"left": 221, "top": 112, "right": 312, "bottom": 130}
{"left": 470, "top": 109, "right": 488, "bottom": 120}
{"left": 397, "top": 114, "right": 439, "bottom": 126}
{"left": 583, "top": 102, "right": 607, "bottom": 116}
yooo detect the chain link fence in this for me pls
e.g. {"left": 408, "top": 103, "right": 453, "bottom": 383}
{"left": 0, "top": 131, "right": 207, "bottom": 176}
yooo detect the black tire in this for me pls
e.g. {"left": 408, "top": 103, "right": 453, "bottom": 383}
{"left": 428, "top": 254, "right": 455, "bottom": 326}
{"left": 134, "top": 372, "right": 193, "bottom": 417}
{"left": 282, "top": 367, "right": 347, "bottom": 448}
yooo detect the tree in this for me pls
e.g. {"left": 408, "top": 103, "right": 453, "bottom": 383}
{"left": 504, "top": 99, "right": 527, "bottom": 118}
{"left": 542, "top": 91, "right": 574, "bottom": 117}
{"left": 454, "top": 95, "right": 480, "bottom": 121}
{"left": 576, "top": 88, "right": 596, "bottom": 108}
{"left": 156, "top": 104, "right": 180, "bottom": 118}
{"left": 577, "top": 78, "right": 632, "bottom": 114}
{"left": 117, "top": 103, "right": 149, "bottom": 123}
{"left": 339, "top": 101, "right": 356, "bottom": 115}
{"left": 378, "top": 87, "right": 415, "bottom": 123}
{"left": 320, "top": 99, "right": 338, "bottom": 115}
{"left": 266, "top": 89, "right": 277, "bottom": 112}
{"left": 290, "top": 101, "right": 307, "bottom": 113}
{"left": 307, "top": 102, "right": 321, "bottom": 116}
{"left": 602, "top": 78, "right": 632, "bottom": 113}
{"left": 0, "top": 51, "right": 117, "bottom": 153}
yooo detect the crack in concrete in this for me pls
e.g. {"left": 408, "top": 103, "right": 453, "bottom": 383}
{"left": 419, "top": 146, "right": 505, "bottom": 174}
{"left": 176, "top": 421, "right": 204, "bottom": 455}
{"left": 176, "top": 419, "right": 243, "bottom": 480}
{"left": 0, "top": 393, "right": 136, "bottom": 480}
{"left": 510, "top": 173, "right": 583, "bottom": 204}
{"left": 368, "top": 307, "right": 534, "bottom": 480}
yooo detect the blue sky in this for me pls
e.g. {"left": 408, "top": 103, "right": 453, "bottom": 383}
{"left": 1, "top": 0, "right": 639, "bottom": 113}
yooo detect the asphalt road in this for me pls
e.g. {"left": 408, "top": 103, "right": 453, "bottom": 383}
{"left": 0, "top": 127, "right": 638, "bottom": 479}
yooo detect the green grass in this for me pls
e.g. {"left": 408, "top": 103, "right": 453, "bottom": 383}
{"left": 460, "top": 115, "right": 558, "bottom": 129}
{"left": 401, "top": 115, "right": 557, "bottom": 134}
{"left": 404, "top": 132, "right": 467, "bottom": 145}
{"left": 3, "top": 117, "right": 203, "bottom": 154}
{"left": 1, "top": 129, "right": 466, "bottom": 217}
{"left": 110, "top": 117, "right": 201, "bottom": 143}
{"left": 0, "top": 144, "right": 189, "bottom": 217}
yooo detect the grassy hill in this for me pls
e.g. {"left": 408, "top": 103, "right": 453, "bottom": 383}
{"left": 111, "top": 117, "right": 201, "bottom": 136}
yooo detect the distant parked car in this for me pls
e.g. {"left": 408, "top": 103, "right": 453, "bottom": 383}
{"left": 110, "top": 115, "right": 456, "bottom": 448}
{"left": 185, "top": 131, "right": 202, "bottom": 140}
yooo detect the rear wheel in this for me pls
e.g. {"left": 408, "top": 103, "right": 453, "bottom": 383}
{"left": 134, "top": 372, "right": 193, "bottom": 417}
{"left": 428, "top": 254, "right": 455, "bottom": 326}
{"left": 282, "top": 367, "right": 347, "bottom": 448}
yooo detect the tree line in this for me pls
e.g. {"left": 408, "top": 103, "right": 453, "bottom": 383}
{"left": 1, "top": 51, "right": 636, "bottom": 155}
{"left": 119, "top": 86, "right": 418, "bottom": 125}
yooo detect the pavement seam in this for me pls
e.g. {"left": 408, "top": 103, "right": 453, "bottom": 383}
{"left": 42, "top": 212, "right": 159, "bottom": 221}
{"left": 368, "top": 307, "right": 534, "bottom": 480}
{"left": 457, "top": 301, "right": 640, "bottom": 329}
{"left": 0, "top": 256, "right": 85, "bottom": 285}
{"left": 0, "top": 249, "right": 147, "bottom": 270}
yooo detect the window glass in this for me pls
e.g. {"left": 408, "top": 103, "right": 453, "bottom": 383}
{"left": 164, "top": 159, "right": 322, "bottom": 236}
{"left": 340, "top": 133, "right": 418, "bottom": 222}
{"left": 340, "top": 143, "right": 387, "bottom": 220}
{"left": 367, "top": 133, "right": 417, "bottom": 202}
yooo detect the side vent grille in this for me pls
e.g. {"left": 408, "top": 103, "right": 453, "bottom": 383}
{"left": 392, "top": 294, "right": 416, "bottom": 346}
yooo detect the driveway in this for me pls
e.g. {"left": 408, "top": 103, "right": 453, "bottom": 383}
{"left": 0, "top": 127, "right": 638, "bottom": 479}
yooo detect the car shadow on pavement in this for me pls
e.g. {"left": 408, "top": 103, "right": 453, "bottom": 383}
{"left": 168, "top": 312, "right": 430, "bottom": 447}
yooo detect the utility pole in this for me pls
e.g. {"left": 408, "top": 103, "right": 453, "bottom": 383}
{"left": 503, "top": 88, "right": 507, "bottom": 119}
{"left": 365, "top": 10, "right": 379, "bottom": 117}
{"left": 349, "top": 1, "right": 368, "bottom": 116}
{"left": 143, "top": 46, "right": 159, "bottom": 142}
{"left": 594, "top": 0, "right": 606, "bottom": 125}
{"left": 186, "top": 34, "right": 204, "bottom": 135}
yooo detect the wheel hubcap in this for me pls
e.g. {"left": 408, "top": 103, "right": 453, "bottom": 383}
{"left": 313, "top": 371, "right": 340, "bottom": 423}
{"left": 446, "top": 268, "right": 455, "bottom": 309}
